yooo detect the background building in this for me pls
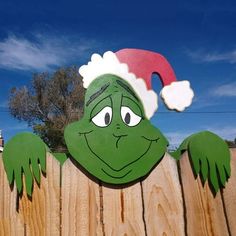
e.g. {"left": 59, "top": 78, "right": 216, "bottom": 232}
{"left": 0, "top": 130, "right": 4, "bottom": 152}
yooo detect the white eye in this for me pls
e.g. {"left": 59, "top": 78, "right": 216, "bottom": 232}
{"left": 91, "top": 106, "right": 112, "bottom": 127}
{"left": 121, "top": 106, "right": 142, "bottom": 127}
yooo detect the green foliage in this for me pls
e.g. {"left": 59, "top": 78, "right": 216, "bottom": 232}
{"left": 53, "top": 153, "right": 67, "bottom": 165}
{"left": 225, "top": 139, "right": 236, "bottom": 148}
{"left": 3, "top": 132, "right": 47, "bottom": 196}
{"left": 170, "top": 131, "right": 231, "bottom": 193}
{"left": 9, "top": 66, "right": 85, "bottom": 152}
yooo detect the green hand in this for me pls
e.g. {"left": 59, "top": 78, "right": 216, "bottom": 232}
{"left": 171, "top": 131, "right": 231, "bottom": 193}
{"left": 3, "top": 132, "right": 47, "bottom": 196}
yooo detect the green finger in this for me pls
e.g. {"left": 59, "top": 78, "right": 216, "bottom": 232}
{"left": 3, "top": 162, "right": 14, "bottom": 185}
{"left": 14, "top": 168, "right": 23, "bottom": 194}
{"left": 2, "top": 151, "right": 14, "bottom": 184}
{"left": 38, "top": 148, "right": 46, "bottom": 173}
{"left": 217, "top": 164, "right": 227, "bottom": 187}
{"left": 224, "top": 160, "right": 231, "bottom": 178}
{"left": 31, "top": 158, "right": 41, "bottom": 184}
{"left": 188, "top": 148, "right": 200, "bottom": 175}
{"left": 200, "top": 156, "right": 208, "bottom": 183}
{"left": 23, "top": 166, "right": 33, "bottom": 196}
{"left": 209, "top": 161, "right": 219, "bottom": 193}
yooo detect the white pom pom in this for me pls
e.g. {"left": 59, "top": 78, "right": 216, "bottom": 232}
{"left": 160, "top": 81, "right": 194, "bottom": 111}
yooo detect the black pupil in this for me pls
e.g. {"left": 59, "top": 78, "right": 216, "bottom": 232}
{"left": 105, "top": 112, "right": 110, "bottom": 125}
{"left": 125, "top": 112, "right": 131, "bottom": 124}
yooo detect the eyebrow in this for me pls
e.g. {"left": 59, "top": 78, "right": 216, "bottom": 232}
{"left": 116, "top": 80, "right": 139, "bottom": 101}
{"left": 86, "top": 83, "right": 110, "bottom": 106}
{"left": 122, "top": 95, "right": 144, "bottom": 118}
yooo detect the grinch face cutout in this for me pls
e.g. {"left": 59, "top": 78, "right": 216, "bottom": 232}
{"left": 65, "top": 74, "right": 168, "bottom": 184}
{"left": 65, "top": 49, "right": 194, "bottom": 184}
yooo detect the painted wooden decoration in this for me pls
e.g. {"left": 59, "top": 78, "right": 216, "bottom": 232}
{"left": 64, "top": 74, "right": 168, "bottom": 184}
{"left": 2, "top": 48, "right": 231, "bottom": 196}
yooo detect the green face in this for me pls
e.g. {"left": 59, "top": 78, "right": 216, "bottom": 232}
{"left": 64, "top": 74, "right": 168, "bottom": 184}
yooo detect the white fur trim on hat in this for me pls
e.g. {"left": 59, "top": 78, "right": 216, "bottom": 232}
{"left": 79, "top": 51, "right": 158, "bottom": 119}
{"left": 160, "top": 81, "right": 194, "bottom": 111}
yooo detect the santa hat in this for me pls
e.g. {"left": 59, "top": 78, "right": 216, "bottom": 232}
{"left": 79, "top": 48, "right": 194, "bottom": 119}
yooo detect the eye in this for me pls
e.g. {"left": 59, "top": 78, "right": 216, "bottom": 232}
{"left": 91, "top": 106, "right": 112, "bottom": 127}
{"left": 121, "top": 106, "right": 142, "bottom": 127}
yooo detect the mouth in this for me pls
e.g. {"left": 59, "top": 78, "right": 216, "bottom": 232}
{"left": 83, "top": 133, "right": 159, "bottom": 178}
{"left": 101, "top": 168, "right": 132, "bottom": 179}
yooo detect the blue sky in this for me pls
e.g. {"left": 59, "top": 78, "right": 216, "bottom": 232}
{"left": 0, "top": 0, "right": 236, "bottom": 147}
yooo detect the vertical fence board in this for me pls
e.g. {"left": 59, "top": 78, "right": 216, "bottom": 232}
{"left": 0, "top": 154, "right": 24, "bottom": 236}
{"left": 179, "top": 152, "right": 229, "bottom": 236}
{"left": 102, "top": 182, "right": 145, "bottom": 236}
{"left": 1, "top": 150, "right": 236, "bottom": 235}
{"left": 61, "top": 159, "right": 102, "bottom": 236}
{"left": 0, "top": 217, "right": 24, "bottom": 236}
{"left": 45, "top": 154, "right": 61, "bottom": 235}
{"left": 222, "top": 149, "right": 236, "bottom": 235}
{"left": 142, "top": 153, "right": 185, "bottom": 236}
{"left": 18, "top": 153, "right": 60, "bottom": 236}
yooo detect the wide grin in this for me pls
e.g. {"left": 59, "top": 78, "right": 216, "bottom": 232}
{"left": 84, "top": 133, "right": 160, "bottom": 179}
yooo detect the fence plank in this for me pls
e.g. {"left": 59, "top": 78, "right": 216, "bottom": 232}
{"left": 1, "top": 150, "right": 236, "bottom": 236}
{"left": 222, "top": 149, "right": 236, "bottom": 235}
{"left": 141, "top": 153, "right": 185, "bottom": 236}
{"left": 0, "top": 154, "right": 24, "bottom": 236}
{"left": 179, "top": 152, "right": 229, "bottom": 236}
{"left": 18, "top": 153, "right": 60, "bottom": 236}
{"left": 61, "top": 159, "right": 102, "bottom": 236}
{"left": 102, "top": 182, "right": 145, "bottom": 236}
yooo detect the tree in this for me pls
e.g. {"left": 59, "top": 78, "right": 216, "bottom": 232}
{"left": 9, "top": 66, "right": 85, "bottom": 152}
{"left": 225, "top": 139, "right": 236, "bottom": 148}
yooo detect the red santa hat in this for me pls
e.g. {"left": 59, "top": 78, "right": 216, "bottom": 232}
{"left": 79, "top": 48, "right": 194, "bottom": 119}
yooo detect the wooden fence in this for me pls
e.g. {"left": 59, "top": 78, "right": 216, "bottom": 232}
{"left": 0, "top": 149, "right": 236, "bottom": 236}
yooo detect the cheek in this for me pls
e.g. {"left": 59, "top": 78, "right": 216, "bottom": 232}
{"left": 64, "top": 120, "right": 92, "bottom": 144}
{"left": 127, "top": 143, "right": 166, "bottom": 175}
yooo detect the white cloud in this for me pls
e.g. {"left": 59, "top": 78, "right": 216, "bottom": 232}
{"left": 0, "top": 34, "right": 96, "bottom": 71}
{"left": 165, "top": 131, "right": 193, "bottom": 148}
{"left": 187, "top": 49, "right": 236, "bottom": 64}
{"left": 190, "top": 82, "right": 236, "bottom": 109}
{"left": 165, "top": 126, "right": 236, "bottom": 149}
{"left": 211, "top": 82, "right": 236, "bottom": 97}
{"left": 191, "top": 96, "right": 220, "bottom": 109}
{"left": 205, "top": 126, "right": 236, "bottom": 141}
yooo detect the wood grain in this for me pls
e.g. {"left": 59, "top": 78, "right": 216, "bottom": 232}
{"left": 179, "top": 152, "right": 229, "bottom": 236}
{"left": 18, "top": 153, "right": 60, "bottom": 236}
{"left": 0, "top": 218, "right": 24, "bottom": 236}
{"left": 102, "top": 182, "right": 145, "bottom": 236}
{"left": 1, "top": 150, "right": 236, "bottom": 235}
{"left": 0, "top": 154, "right": 24, "bottom": 236}
{"left": 141, "top": 153, "right": 185, "bottom": 236}
{"left": 61, "top": 159, "right": 102, "bottom": 236}
{"left": 222, "top": 148, "right": 236, "bottom": 235}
